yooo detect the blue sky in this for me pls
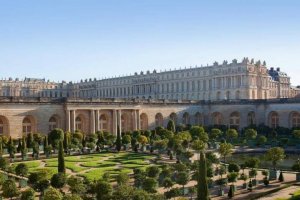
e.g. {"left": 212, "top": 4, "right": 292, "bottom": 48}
{"left": 0, "top": 0, "right": 300, "bottom": 85}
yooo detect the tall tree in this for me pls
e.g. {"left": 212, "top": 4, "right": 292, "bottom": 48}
{"left": 167, "top": 120, "right": 176, "bottom": 133}
{"left": 58, "top": 140, "right": 65, "bottom": 173}
{"left": 198, "top": 151, "right": 209, "bottom": 200}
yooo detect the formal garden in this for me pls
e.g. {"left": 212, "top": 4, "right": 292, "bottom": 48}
{"left": 0, "top": 121, "right": 300, "bottom": 199}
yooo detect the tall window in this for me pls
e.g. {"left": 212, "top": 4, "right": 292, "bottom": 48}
{"left": 169, "top": 113, "right": 177, "bottom": 124}
{"left": 75, "top": 117, "right": 82, "bottom": 131}
{"left": 23, "top": 117, "right": 32, "bottom": 134}
{"left": 269, "top": 112, "right": 279, "bottom": 128}
{"left": 155, "top": 113, "right": 163, "bottom": 127}
{"left": 212, "top": 113, "right": 223, "bottom": 125}
{"left": 230, "top": 112, "right": 240, "bottom": 129}
{"left": 182, "top": 112, "right": 190, "bottom": 125}
{"left": 194, "top": 112, "right": 203, "bottom": 125}
{"left": 140, "top": 113, "right": 148, "bottom": 130}
{"left": 49, "top": 117, "right": 57, "bottom": 131}
{"left": 291, "top": 112, "right": 300, "bottom": 128}
{"left": 247, "top": 112, "right": 256, "bottom": 125}
{"left": 100, "top": 115, "right": 108, "bottom": 131}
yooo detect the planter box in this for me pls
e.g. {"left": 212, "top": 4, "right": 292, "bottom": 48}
{"left": 242, "top": 183, "right": 247, "bottom": 189}
{"left": 269, "top": 170, "right": 279, "bottom": 180}
{"left": 252, "top": 179, "right": 259, "bottom": 186}
{"left": 218, "top": 189, "right": 224, "bottom": 196}
{"left": 296, "top": 173, "right": 300, "bottom": 182}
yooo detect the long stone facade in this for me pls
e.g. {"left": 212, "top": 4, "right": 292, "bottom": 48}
{"left": 1, "top": 58, "right": 299, "bottom": 101}
{"left": 0, "top": 97, "right": 300, "bottom": 138}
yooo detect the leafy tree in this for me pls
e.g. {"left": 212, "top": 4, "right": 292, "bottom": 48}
{"left": 228, "top": 163, "right": 240, "bottom": 173}
{"left": 198, "top": 151, "right": 209, "bottom": 200}
{"left": 44, "top": 187, "right": 63, "bottom": 200}
{"left": 49, "top": 128, "right": 64, "bottom": 149}
{"left": 245, "top": 157, "right": 260, "bottom": 169}
{"left": 293, "top": 130, "right": 300, "bottom": 139}
{"left": 27, "top": 132, "right": 34, "bottom": 148}
{"left": 158, "top": 129, "right": 174, "bottom": 140}
{"left": 63, "top": 194, "right": 82, "bottom": 200}
{"left": 58, "top": 140, "right": 66, "bottom": 173}
{"left": 64, "top": 131, "right": 71, "bottom": 151}
{"left": 116, "top": 125, "right": 122, "bottom": 152}
{"left": 226, "top": 129, "right": 238, "bottom": 143}
{"left": 153, "top": 139, "right": 168, "bottom": 153}
{"left": 265, "top": 147, "right": 285, "bottom": 169}
{"left": 73, "top": 130, "right": 83, "bottom": 142}
{"left": 7, "top": 136, "right": 16, "bottom": 158}
{"left": 190, "top": 126, "right": 208, "bottom": 142}
{"left": 17, "top": 138, "right": 22, "bottom": 153}
{"left": 146, "top": 166, "right": 160, "bottom": 178}
{"left": 257, "top": 135, "right": 267, "bottom": 146}
{"left": 176, "top": 171, "right": 189, "bottom": 195}
{"left": 95, "top": 180, "right": 112, "bottom": 200}
{"left": 245, "top": 129, "right": 257, "bottom": 140}
{"left": 142, "top": 178, "right": 158, "bottom": 193}
{"left": 164, "top": 188, "right": 180, "bottom": 199}
{"left": 218, "top": 142, "right": 233, "bottom": 163}
{"left": 137, "top": 135, "right": 148, "bottom": 148}
{"left": 0, "top": 157, "right": 9, "bottom": 170}
{"left": 191, "top": 139, "right": 206, "bottom": 151}
{"left": 15, "top": 163, "right": 28, "bottom": 177}
{"left": 210, "top": 128, "right": 222, "bottom": 141}
{"left": 162, "top": 177, "right": 173, "bottom": 191}
{"left": 167, "top": 120, "right": 176, "bottom": 132}
{"left": 122, "top": 134, "right": 131, "bottom": 146}
{"left": 51, "top": 172, "right": 66, "bottom": 188}
{"left": 116, "top": 172, "right": 129, "bottom": 186}
{"left": 67, "top": 176, "right": 86, "bottom": 195}
{"left": 2, "top": 179, "right": 20, "bottom": 199}
{"left": 21, "top": 188, "right": 35, "bottom": 200}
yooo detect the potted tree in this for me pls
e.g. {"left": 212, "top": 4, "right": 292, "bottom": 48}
{"left": 262, "top": 170, "right": 269, "bottom": 186}
{"left": 21, "top": 136, "right": 28, "bottom": 161}
{"left": 265, "top": 147, "right": 285, "bottom": 180}
{"left": 122, "top": 134, "right": 131, "bottom": 150}
{"left": 240, "top": 173, "right": 248, "bottom": 189}
{"left": 292, "top": 159, "right": 300, "bottom": 182}
{"left": 227, "top": 172, "right": 238, "bottom": 191}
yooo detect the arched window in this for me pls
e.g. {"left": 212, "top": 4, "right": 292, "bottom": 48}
{"left": 230, "top": 112, "right": 240, "bottom": 129}
{"left": 100, "top": 114, "right": 108, "bottom": 131}
{"left": 182, "top": 112, "right": 190, "bottom": 125}
{"left": 75, "top": 117, "right": 83, "bottom": 131}
{"left": 23, "top": 117, "right": 32, "bottom": 134}
{"left": 140, "top": 113, "right": 148, "bottom": 130}
{"left": 269, "top": 112, "right": 279, "bottom": 128}
{"left": 155, "top": 113, "right": 163, "bottom": 127}
{"left": 194, "top": 112, "right": 203, "bottom": 125}
{"left": 169, "top": 113, "right": 177, "bottom": 124}
{"left": 291, "top": 112, "right": 300, "bottom": 128}
{"left": 247, "top": 112, "right": 256, "bottom": 125}
{"left": 212, "top": 112, "right": 223, "bottom": 125}
{"left": 49, "top": 116, "right": 57, "bottom": 131}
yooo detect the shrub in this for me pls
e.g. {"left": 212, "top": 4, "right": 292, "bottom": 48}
{"left": 51, "top": 173, "right": 66, "bottom": 188}
{"left": 228, "top": 163, "right": 240, "bottom": 173}
{"left": 15, "top": 163, "right": 29, "bottom": 177}
{"left": 44, "top": 187, "right": 63, "bottom": 200}
{"left": 21, "top": 188, "right": 35, "bottom": 200}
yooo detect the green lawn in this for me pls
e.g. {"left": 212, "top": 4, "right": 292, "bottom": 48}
{"left": 11, "top": 152, "right": 157, "bottom": 181}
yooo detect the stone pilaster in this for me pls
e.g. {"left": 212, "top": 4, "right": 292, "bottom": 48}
{"left": 90, "top": 109, "right": 95, "bottom": 133}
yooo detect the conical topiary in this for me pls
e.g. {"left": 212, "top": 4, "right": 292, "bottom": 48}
{"left": 278, "top": 171, "right": 284, "bottom": 182}
{"left": 197, "top": 151, "right": 209, "bottom": 200}
{"left": 58, "top": 140, "right": 65, "bottom": 173}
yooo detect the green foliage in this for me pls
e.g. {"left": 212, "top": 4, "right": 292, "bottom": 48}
{"left": 265, "top": 147, "right": 285, "bottom": 169}
{"left": 190, "top": 126, "right": 208, "bottom": 142}
{"left": 58, "top": 140, "right": 66, "bottom": 173}
{"left": 63, "top": 194, "right": 83, "bottom": 200}
{"left": 210, "top": 128, "right": 222, "bottom": 141}
{"left": 49, "top": 128, "right": 64, "bottom": 148}
{"left": 64, "top": 131, "right": 71, "bottom": 150}
{"left": 0, "top": 157, "right": 9, "bottom": 170}
{"left": 44, "top": 187, "right": 63, "bottom": 200}
{"left": 142, "top": 177, "right": 158, "bottom": 193}
{"left": 2, "top": 179, "right": 20, "bottom": 199}
{"left": 292, "top": 160, "right": 300, "bottom": 172}
{"left": 176, "top": 171, "right": 189, "bottom": 193}
{"left": 21, "top": 188, "right": 35, "bottom": 200}
{"left": 257, "top": 135, "right": 267, "bottom": 146}
{"left": 7, "top": 136, "right": 16, "bottom": 158}
{"left": 116, "top": 172, "right": 129, "bottom": 186}
{"left": 73, "top": 131, "right": 83, "bottom": 142}
{"left": 94, "top": 180, "right": 112, "bottom": 200}
{"left": 245, "top": 157, "right": 260, "bottom": 169}
{"left": 191, "top": 139, "right": 206, "bottom": 151}
{"left": 278, "top": 171, "right": 284, "bottom": 182}
{"left": 226, "top": 129, "right": 238, "bottom": 142}
{"left": 122, "top": 134, "right": 131, "bottom": 145}
{"left": 15, "top": 163, "right": 29, "bottom": 176}
{"left": 162, "top": 177, "right": 173, "bottom": 189}
{"left": 51, "top": 173, "right": 66, "bottom": 188}
{"left": 198, "top": 151, "right": 209, "bottom": 200}
{"left": 26, "top": 132, "right": 34, "bottom": 148}
{"left": 227, "top": 172, "right": 238, "bottom": 183}
{"left": 167, "top": 120, "right": 176, "bottom": 132}
{"left": 293, "top": 130, "right": 300, "bottom": 139}
{"left": 228, "top": 185, "right": 234, "bottom": 198}
{"left": 218, "top": 142, "right": 233, "bottom": 162}
{"left": 164, "top": 188, "right": 180, "bottom": 199}
{"left": 146, "top": 166, "right": 160, "bottom": 178}
{"left": 245, "top": 129, "right": 257, "bottom": 140}
{"left": 228, "top": 163, "right": 240, "bottom": 173}
{"left": 158, "top": 129, "right": 174, "bottom": 140}
{"left": 67, "top": 176, "right": 86, "bottom": 195}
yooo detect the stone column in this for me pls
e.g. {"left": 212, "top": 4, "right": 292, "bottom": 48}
{"left": 118, "top": 110, "right": 122, "bottom": 134}
{"left": 112, "top": 110, "right": 117, "bottom": 135}
{"left": 136, "top": 110, "right": 140, "bottom": 130}
{"left": 90, "top": 109, "right": 95, "bottom": 133}
{"left": 66, "top": 110, "right": 71, "bottom": 132}
{"left": 72, "top": 110, "right": 76, "bottom": 132}
{"left": 95, "top": 110, "right": 99, "bottom": 132}
{"left": 133, "top": 110, "right": 137, "bottom": 130}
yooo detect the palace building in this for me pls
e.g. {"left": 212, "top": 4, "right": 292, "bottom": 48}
{"left": 0, "top": 58, "right": 299, "bottom": 138}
